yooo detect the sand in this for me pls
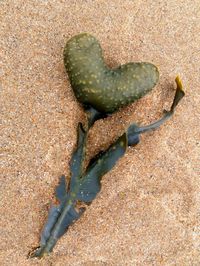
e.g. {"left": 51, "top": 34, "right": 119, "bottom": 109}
{"left": 0, "top": 1, "right": 200, "bottom": 265}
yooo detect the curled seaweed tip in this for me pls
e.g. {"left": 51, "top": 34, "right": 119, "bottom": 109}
{"left": 127, "top": 76, "right": 185, "bottom": 145}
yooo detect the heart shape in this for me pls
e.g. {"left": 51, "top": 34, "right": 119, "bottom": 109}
{"left": 64, "top": 33, "right": 159, "bottom": 113}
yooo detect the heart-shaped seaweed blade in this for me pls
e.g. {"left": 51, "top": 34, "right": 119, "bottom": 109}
{"left": 64, "top": 33, "right": 159, "bottom": 114}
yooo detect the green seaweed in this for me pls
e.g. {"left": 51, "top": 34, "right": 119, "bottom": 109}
{"left": 31, "top": 128, "right": 127, "bottom": 258}
{"left": 64, "top": 33, "right": 159, "bottom": 113}
{"left": 30, "top": 75, "right": 184, "bottom": 258}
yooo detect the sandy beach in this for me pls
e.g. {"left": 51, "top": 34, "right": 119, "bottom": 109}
{"left": 0, "top": 1, "right": 200, "bottom": 265}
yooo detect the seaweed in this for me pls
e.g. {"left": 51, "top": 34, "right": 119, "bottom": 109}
{"left": 30, "top": 34, "right": 185, "bottom": 258}
{"left": 64, "top": 33, "right": 159, "bottom": 114}
{"left": 31, "top": 130, "right": 127, "bottom": 258}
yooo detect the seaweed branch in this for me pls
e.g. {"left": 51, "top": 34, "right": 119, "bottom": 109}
{"left": 30, "top": 76, "right": 185, "bottom": 258}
